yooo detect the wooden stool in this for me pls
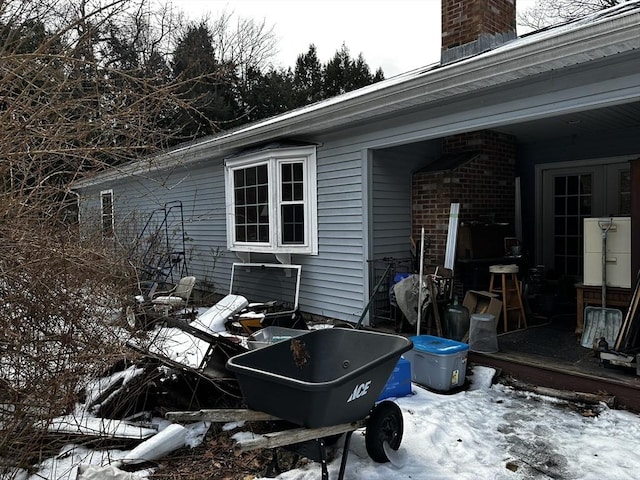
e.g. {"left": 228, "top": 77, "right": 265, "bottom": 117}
{"left": 489, "top": 264, "right": 527, "bottom": 332}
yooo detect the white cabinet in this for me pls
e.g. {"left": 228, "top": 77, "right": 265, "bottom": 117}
{"left": 583, "top": 217, "right": 631, "bottom": 288}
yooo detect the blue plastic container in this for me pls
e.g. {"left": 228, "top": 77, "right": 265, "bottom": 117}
{"left": 377, "top": 356, "right": 412, "bottom": 401}
{"left": 403, "top": 335, "right": 469, "bottom": 392}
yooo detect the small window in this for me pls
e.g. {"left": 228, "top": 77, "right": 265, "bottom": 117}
{"left": 100, "top": 189, "right": 114, "bottom": 238}
{"left": 280, "top": 161, "right": 305, "bottom": 245}
{"left": 225, "top": 146, "right": 317, "bottom": 255}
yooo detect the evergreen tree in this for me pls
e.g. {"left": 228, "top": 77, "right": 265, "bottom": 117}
{"left": 239, "top": 65, "right": 296, "bottom": 123}
{"left": 171, "top": 21, "right": 240, "bottom": 139}
{"left": 293, "top": 44, "right": 324, "bottom": 106}
{"left": 324, "top": 43, "right": 380, "bottom": 98}
{"left": 373, "top": 67, "right": 385, "bottom": 82}
{"left": 323, "top": 43, "right": 351, "bottom": 97}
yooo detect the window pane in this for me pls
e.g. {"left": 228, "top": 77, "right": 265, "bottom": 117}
{"left": 281, "top": 162, "right": 304, "bottom": 202}
{"left": 258, "top": 185, "right": 268, "bottom": 203}
{"left": 235, "top": 206, "right": 246, "bottom": 223}
{"left": 101, "top": 192, "right": 113, "bottom": 238}
{"left": 247, "top": 225, "right": 257, "bottom": 241}
{"left": 247, "top": 206, "right": 257, "bottom": 223}
{"left": 236, "top": 225, "right": 245, "bottom": 242}
{"left": 234, "top": 169, "right": 245, "bottom": 187}
{"left": 566, "top": 257, "right": 579, "bottom": 277}
{"left": 282, "top": 204, "right": 293, "bottom": 223}
{"left": 234, "top": 165, "right": 269, "bottom": 243}
{"left": 282, "top": 183, "right": 292, "bottom": 201}
{"left": 282, "top": 163, "right": 292, "bottom": 182}
{"left": 555, "top": 176, "right": 566, "bottom": 195}
{"left": 259, "top": 205, "right": 269, "bottom": 223}
{"left": 259, "top": 225, "right": 269, "bottom": 242}
{"left": 246, "top": 167, "right": 256, "bottom": 185}
{"left": 102, "top": 196, "right": 112, "bottom": 212}
{"left": 566, "top": 216, "right": 579, "bottom": 233}
{"left": 235, "top": 189, "right": 244, "bottom": 205}
{"left": 282, "top": 204, "right": 304, "bottom": 244}
{"left": 257, "top": 165, "right": 268, "bottom": 183}
{"left": 246, "top": 186, "right": 257, "bottom": 204}
{"left": 567, "top": 236, "right": 580, "bottom": 254}
{"left": 554, "top": 216, "right": 565, "bottom": 236}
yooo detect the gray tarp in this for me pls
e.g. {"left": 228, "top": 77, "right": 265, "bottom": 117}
{"left": 393, "top": 274, "right": 431, "bottom": 326}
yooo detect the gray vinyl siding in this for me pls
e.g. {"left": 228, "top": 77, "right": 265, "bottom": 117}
{"left": 303, "top": 143, "right": 366, "bottom": 322}
{"left": 370, "top": 149, "right": 423, "bottom": 262}
{"left": 75, "top": 139, "right": 371, "bottom": 323}
{"left": 79, "top": 160, "right": 230, "bottom": 291}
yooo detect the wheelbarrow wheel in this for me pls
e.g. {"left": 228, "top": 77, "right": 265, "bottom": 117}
{"left": 365, "top": 400, "right": 403, "bottom": 463}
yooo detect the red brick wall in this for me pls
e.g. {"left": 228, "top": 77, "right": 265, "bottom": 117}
{"left": 412, "top": 130, "right": 516, "bottom": 264}
{"left": 442, "top": 0, "right": 516, "bottom": 50}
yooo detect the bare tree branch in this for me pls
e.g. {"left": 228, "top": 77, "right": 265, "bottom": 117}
{"left": 518, "top": 0, "right": 625, "bottom": 30}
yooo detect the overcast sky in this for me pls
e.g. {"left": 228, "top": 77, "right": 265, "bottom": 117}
{"left": 169, "top": 0, "right": 538, "bottom": 78}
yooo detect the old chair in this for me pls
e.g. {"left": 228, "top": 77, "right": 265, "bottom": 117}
{"left": 152, "top": 276, "right": 197, "bottom": 314}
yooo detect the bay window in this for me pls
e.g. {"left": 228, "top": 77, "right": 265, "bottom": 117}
{"left": 225, "top": 145, "right": 318, "bottom": 255}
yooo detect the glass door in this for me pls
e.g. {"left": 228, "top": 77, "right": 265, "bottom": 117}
{"left": 540, "top": 161, "right": 630, "bottom": 281}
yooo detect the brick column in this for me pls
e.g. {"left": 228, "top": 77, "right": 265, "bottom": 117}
{"left": 412, "top": 130, "right": 516, "bottom": 265}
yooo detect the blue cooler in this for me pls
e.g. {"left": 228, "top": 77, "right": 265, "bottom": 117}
{"left": 404, "top": 335, "right": 469, "bottom": 392}
{"left": 377, "top": 356, "right": 412, "bottom": 401}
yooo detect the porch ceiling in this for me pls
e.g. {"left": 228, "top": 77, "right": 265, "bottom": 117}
{"left": 379, "top": 100, "right": 640, "bottom": 154}
{"left": 493, "top": 100, "right": 640, "bottom": 144}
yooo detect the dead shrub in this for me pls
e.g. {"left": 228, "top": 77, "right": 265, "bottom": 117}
{"left": 0, "top": 215, "right": 137, "bottom": 473}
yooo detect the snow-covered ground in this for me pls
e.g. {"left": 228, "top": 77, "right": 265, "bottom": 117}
{"left": 19, "top": 365, "right": 640, "bottom": 480}
{"left": 254, "top": 366, "right": 640, "bottom": 480}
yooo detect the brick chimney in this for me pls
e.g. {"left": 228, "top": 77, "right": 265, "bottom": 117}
{"left": 441, "top": 0, "right": 517, "bottom": 65}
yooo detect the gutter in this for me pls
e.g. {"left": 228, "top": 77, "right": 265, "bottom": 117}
{"left": 72, "top": 9, "right": 640, "bottom": 189}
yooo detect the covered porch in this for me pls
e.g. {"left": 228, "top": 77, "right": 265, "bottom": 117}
{"left": 367, "top": 94, "right": 640, "bottom": 406}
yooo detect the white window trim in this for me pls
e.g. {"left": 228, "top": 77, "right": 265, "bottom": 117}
{"left": 100, "top": 189, "right": 114, "bottom": 238}
{"left": 224, "top": 146, "right": 318, "bottom": 255}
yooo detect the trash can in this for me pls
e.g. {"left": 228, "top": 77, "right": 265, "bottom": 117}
{"left": 468, "top": 313, "right": 498, "bottom": 353}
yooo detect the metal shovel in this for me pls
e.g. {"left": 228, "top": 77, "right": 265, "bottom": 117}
{"left": 581, "top": 218, "right": 623, "bottom": 349}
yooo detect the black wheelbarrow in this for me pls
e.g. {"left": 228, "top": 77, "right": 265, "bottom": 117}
{"left": 224, "top": 327, "right": 413, "bottom": 479}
